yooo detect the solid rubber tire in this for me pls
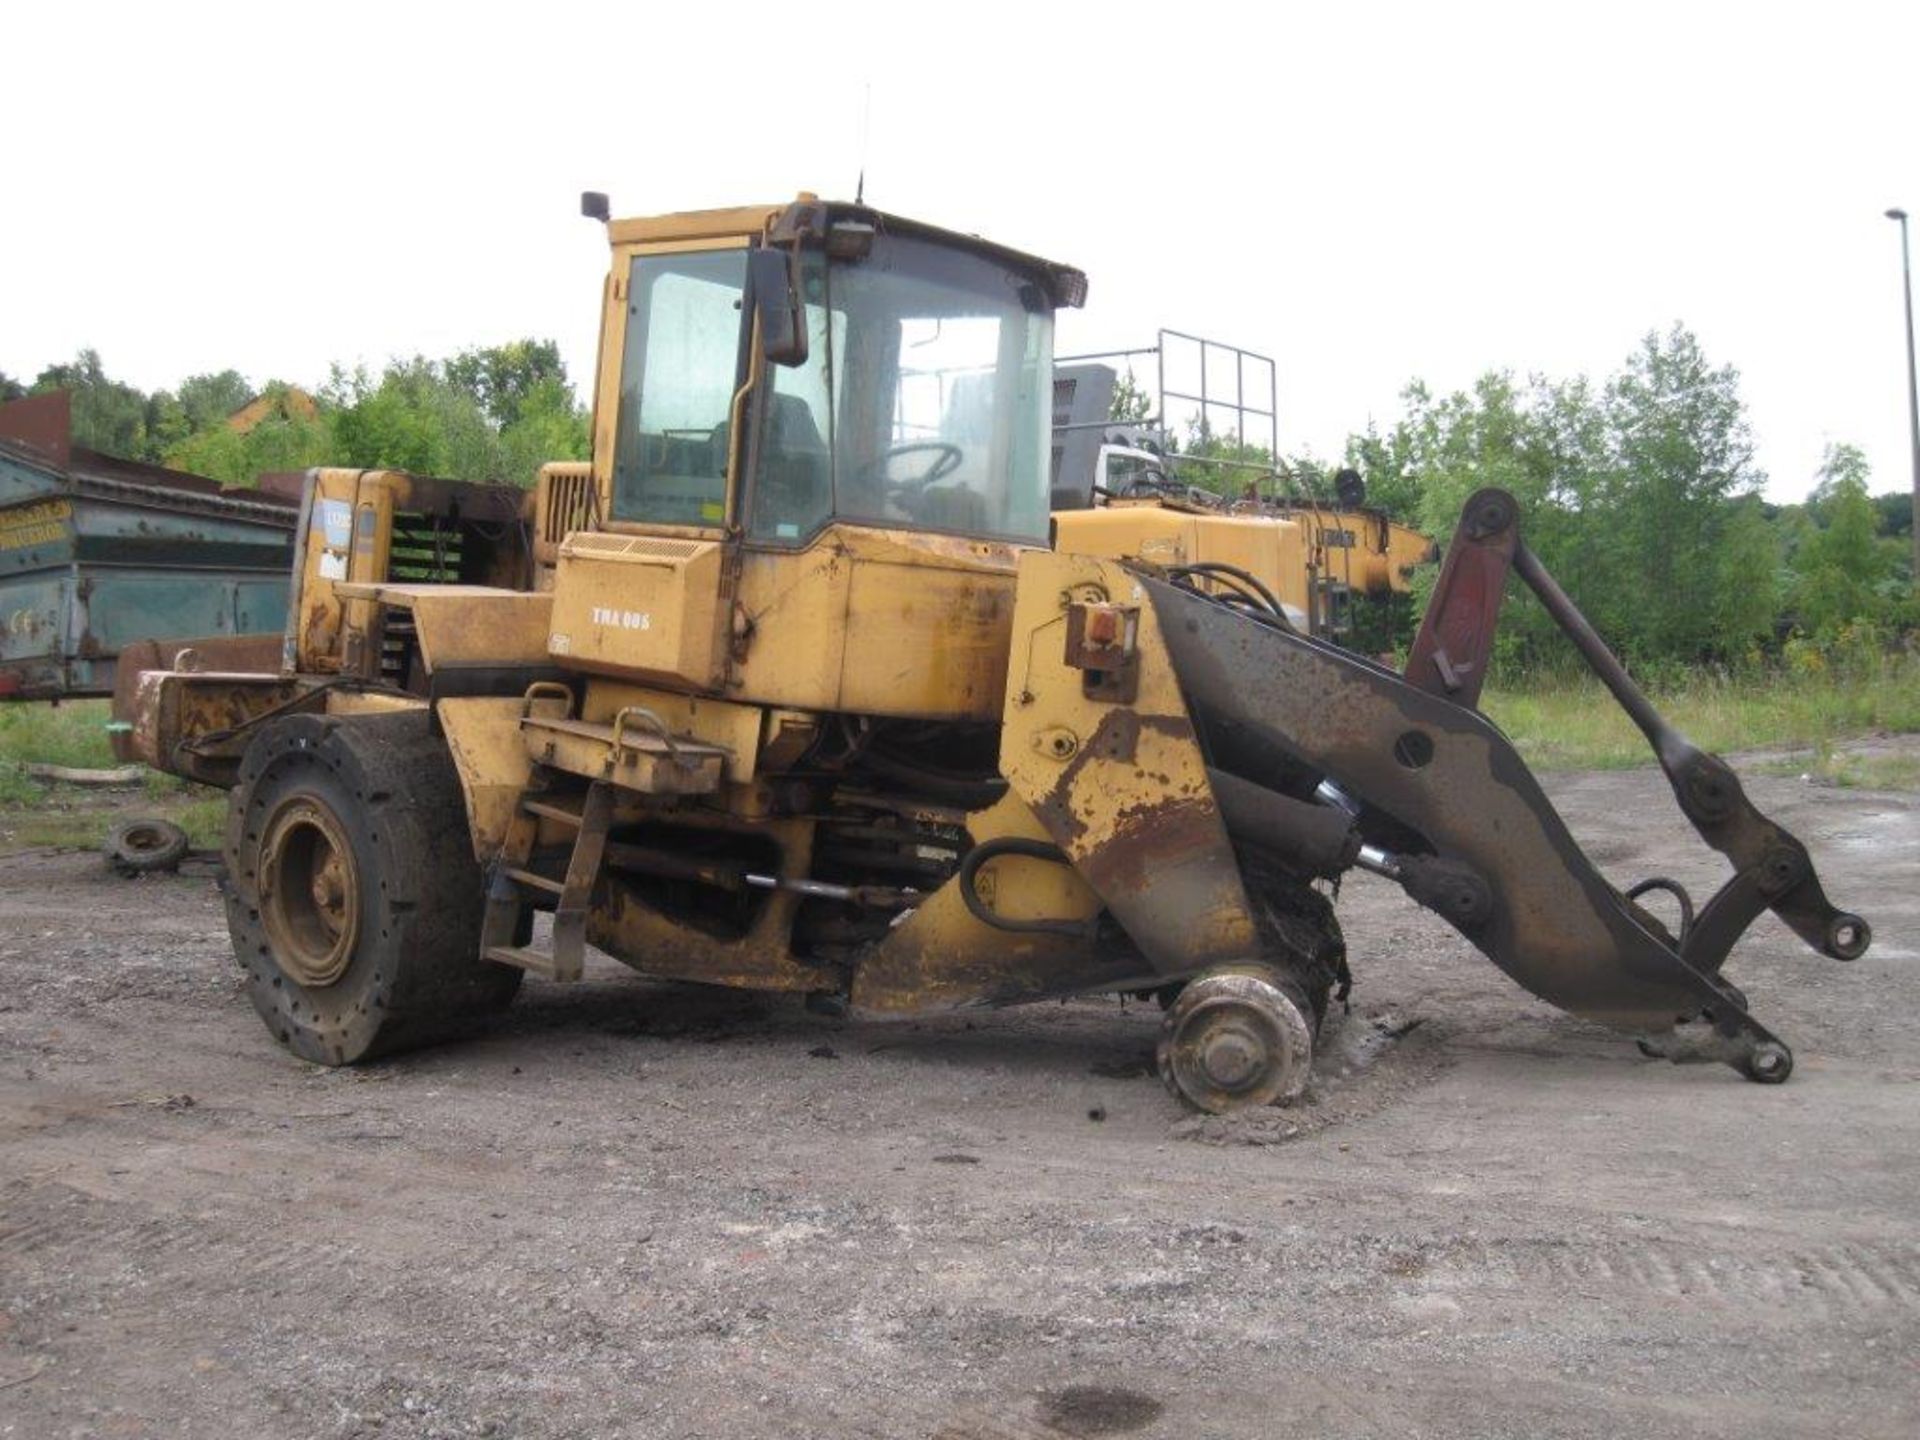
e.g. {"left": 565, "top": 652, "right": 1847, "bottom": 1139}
{"left": 224, "top": 710, "right": 520, "bottom": 1065}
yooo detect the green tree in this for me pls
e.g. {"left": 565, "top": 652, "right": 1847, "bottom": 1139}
{"left": 1598, "top": 325, "right": 1763, "bottom": 660}
{"left": 1791, "top": 444, "right": 1891, "bottom": 637}
{"left": 178, "top": 370, "right": 255, "bottom": 431}
{"left": 164, "top": 387, "right": 334, "bottom": 487}
{"left": 321, "top": 350, "right": 587, "bottom": 487}
{"left": 0, "top": 371, "right": 23, "bottom": 403}
{"left": 1712, "top": 495, "right": 1782, "bottom": 653}
{"left": 149, "top": 371, "right": 257, "bottom": 456}
{"left": 444, "top": 340, "right": 569, "bottom": 429}
{"left": 498, "top": 375, "right": 590, "bottom": 484}
{"left": 1343, "top": 418, "right": 1422, "bottom": 521}
{"left": 1107, "top": 371, "right": 1154, "bottom": 425}
{"left": 1170, "top": 418, "right": 1275, "bottom": 498}
{"left": 1347, "top": 329, "right": 1777, "bottom": 671}
{"left": 323, "top": 358, "right": 498, "bottom": 478}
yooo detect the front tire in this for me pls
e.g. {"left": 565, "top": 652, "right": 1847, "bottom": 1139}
{"left": 224, "top": 711, "right": 521, "bottom": 1065}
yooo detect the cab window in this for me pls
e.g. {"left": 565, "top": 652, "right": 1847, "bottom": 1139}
{"left": 745, "top": 237, "right": 1054, "bottom": 546}
{"left": 611, "top": 249, "right": 748, "bottom": 525}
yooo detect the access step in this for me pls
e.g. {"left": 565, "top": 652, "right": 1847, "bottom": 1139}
{"left": 484, "top": 945, "right": 576, "bottom": 981}
{"left": 477, "top": 780, "right": 615, "bottom": 984}
{"left": 520, "top": 709, "right": 727, "bottom": 795}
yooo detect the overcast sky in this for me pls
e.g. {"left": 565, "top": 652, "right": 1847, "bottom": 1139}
{"left": 5, "top": 1, "right": 1915, "bottom": 502}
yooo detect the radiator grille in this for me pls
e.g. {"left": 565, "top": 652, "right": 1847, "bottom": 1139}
{"left": 537, "top": 464, "right": 595, "bottom": 553}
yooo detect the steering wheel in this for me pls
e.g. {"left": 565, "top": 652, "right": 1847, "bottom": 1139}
{"left": 864, "top": 441, "right": 964, "bottom": 495}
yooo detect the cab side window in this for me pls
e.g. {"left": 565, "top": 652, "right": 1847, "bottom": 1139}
{"left": 749, "top": 264, "right": 841, "bottom": 543}
{"left": 611, "top": 249, "right": 747, "bottom": 525}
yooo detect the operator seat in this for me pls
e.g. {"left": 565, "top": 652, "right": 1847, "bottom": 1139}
{"left": 714, "top": 394, "right": 831, "bottom": 538}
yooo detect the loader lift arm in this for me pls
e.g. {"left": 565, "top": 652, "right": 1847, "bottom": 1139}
{"left": 1155, "top": 487, "right": 1871, "bottom": 1084}
{"left": 1408, "top": 488, "right": 1871, "bottom": 974}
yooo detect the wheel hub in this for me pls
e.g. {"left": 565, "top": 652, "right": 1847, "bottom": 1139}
{"left": 1158, "top": 969, "right": 1314, "bottom": 1113}
{"left": 258, "top": 796, "right": 360, "bottom": 988}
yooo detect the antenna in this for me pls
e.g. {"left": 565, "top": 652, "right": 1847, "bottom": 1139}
{"left": 855, "top": 82, "right": 872, "bottom": 205}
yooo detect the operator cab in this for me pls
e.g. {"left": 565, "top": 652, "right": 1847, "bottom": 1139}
{"left": 601, "top": 196, "right": 1086, "bottom": 551}
{"left": 550, "top": 195, "right": 1087, "bottom": 716}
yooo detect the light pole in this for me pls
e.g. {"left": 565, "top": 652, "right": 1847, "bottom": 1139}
{"left": 1889, "top": 207, "right": 1920, "bottom": 587}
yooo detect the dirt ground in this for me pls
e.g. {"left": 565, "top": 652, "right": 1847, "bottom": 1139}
{"left": 2, "top": 755, "right": 1916, "bottom": 1440}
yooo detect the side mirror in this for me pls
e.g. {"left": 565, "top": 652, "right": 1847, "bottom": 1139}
{"left": 748, "top": 248, "right": 808, "bottom": 368}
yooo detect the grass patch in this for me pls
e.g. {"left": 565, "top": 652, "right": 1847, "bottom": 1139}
{"left": 0, "top": 782, "right": 226, "bottom": 855}
{"left": 0, "top": 699, "right": 121, "bottom": 802}
{"left": 1753, "top": 750, "right": 1920, "bottom": 792}
{"left": 0, "top": 699, "right": 226, "bottom": 853}
{"left": 1479, "top": 656, "right": 1919, "bottom": 771}
{"left": 0, "top": 698, "right": 119, "bottom": 768}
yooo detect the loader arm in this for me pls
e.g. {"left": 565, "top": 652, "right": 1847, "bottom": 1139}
{"left": 1149, "top": 488, "right": 1871, "bottom": 1084}
{"left": 1404, "top": 489, "right": 1870, "bottom": 971}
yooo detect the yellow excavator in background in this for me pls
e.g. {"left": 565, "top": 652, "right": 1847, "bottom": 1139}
{"left": 115, "top": 193, "right": 1869, "bottom": 1112}
{"left": 1048, "top": 334, "right": 1434, "bottom": 636}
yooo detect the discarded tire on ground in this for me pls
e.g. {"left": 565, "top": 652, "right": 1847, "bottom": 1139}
{"left": 223, "top": 710, "right": 521, "bottom": 1065}
{"left": 104, "top": 817, "right": 191, "bottom": 875}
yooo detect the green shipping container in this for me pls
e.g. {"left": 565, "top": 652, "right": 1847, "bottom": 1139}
{"left": 0, "top": 392, "right": 296, "bottom": 700}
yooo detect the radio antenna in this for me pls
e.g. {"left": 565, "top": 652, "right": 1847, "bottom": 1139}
{"left": 855, "top": 82, "right": 872, "bottom": 205}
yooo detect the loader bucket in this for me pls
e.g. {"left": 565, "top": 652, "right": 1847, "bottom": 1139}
{"left": 1144, "top": 492, "right": 1870, "bottom": 1083}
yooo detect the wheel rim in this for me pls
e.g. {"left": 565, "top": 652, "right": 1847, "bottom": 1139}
{"left": 1158, "top": 970, "right": 1313, "bottom": 1112}
{"left": 258, "top": 795, "right": 361, "bottom": 988}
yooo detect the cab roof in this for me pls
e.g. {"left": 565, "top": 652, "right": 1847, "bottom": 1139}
{"left": 606, "top": 193, "right": 1087, "bottom": 309}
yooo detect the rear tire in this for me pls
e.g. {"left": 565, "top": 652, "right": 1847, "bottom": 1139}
{"left": 224, "top": 710, "right": 521, "bottom": 1065}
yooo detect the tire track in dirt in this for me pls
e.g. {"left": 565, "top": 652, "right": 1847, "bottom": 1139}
{"left": 1420, "top": 1233, "right": 1920, "bottom": 1314}
{"left": 0, "top": 1169, "right": 471, "bottom": 1346}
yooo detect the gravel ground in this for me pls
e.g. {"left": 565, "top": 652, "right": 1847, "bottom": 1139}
{"left": 1, "top": 757, "right": 1916, "bottom": 1439}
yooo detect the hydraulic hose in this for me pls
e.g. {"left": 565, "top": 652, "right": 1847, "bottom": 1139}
{"left": 956, "top": 837, "right": 1096, "bottom": 938}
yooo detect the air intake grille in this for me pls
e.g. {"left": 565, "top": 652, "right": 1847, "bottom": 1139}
{"left": 387, "top": 512, "right": 462, "bottom": 583}
{"left": 563, "top": 533, "right": 706, "bottom": 561}
{"left": 540, "top": 465, "right": 595, "bottom": 547}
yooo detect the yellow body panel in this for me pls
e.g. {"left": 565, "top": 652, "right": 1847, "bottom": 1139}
{"left": 323, "top": 690, "right": 427, "bottom": 718}
{"left": 1052, "top": 505, "right": 1312, "bottom": 618}
{"left": 588, "top": 813, "right": 827, "bottom": 993}
{"left": 1287, "top": 506, "right": 1437, "bottom": 596}
{"left": 331, "top": 584, "right": 554, "bottom": 669}
{"left": 292, "top": 468, "right": 389, "bottom": 672}
{"left": 605, "top": 203, "right": 790, "bottom": 248}
{"left": 577, "top": 682, "right": 768, "bottom": 783}
{"left": 547, "top": 532, "right": 726, "bottom": 688}
{"left": 1000, "top": 550, "right": 1256, "bottom": 970}
{"left": 437, "top": 697, "right": 536, "bottom": 859}
{"left": 291, "top": 467, "right": 539, "bottom": 676}
{"left": 851, "top": 790, "right": 1120, "bottom": 1015}
{"left": 723, "top": 525, "right": 1023, "bottom": 721}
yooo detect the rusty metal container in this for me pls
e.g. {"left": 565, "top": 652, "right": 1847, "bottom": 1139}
{"left": 0, "top": 392, "right": 296, "bottom": 699}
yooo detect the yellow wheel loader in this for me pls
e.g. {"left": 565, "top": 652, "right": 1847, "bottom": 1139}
{"left": 119, "top": 194, "right": 1870, "bottom": 1111}
{"left": 1049, "top": 334, "right": 1438, "bottom": 637}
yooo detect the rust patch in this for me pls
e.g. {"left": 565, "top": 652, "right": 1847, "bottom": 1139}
{"left": 1035, "top": 709, "right": 1193, "bottom": 847}
{"left": 1077, "top": 796, "right": 1218, "bottom": 901}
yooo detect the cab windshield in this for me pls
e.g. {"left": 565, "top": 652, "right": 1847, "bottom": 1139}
{"left": 750, "top": 234, "right": 1054, "bottom": 545}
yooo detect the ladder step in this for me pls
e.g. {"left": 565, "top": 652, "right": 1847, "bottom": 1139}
{"left": 484, "top": 945, "right": 575, "bottom": 981}
{"left": 502, "top": 866, "right": 565, "bottom": 896}
{"left": 520, "top": 797, "right": 584, "bottom": 827}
